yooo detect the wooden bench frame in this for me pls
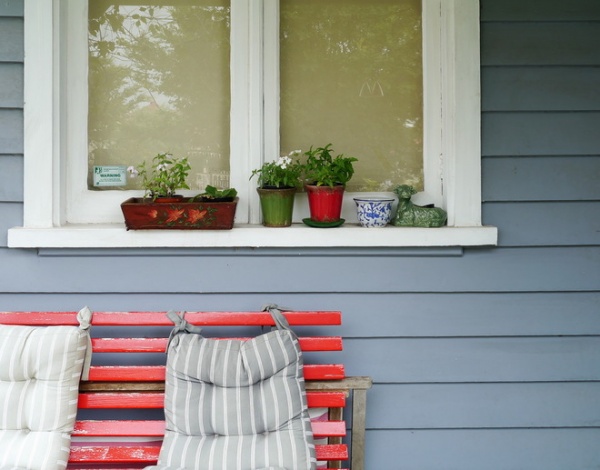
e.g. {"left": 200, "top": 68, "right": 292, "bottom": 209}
{"left": 1, "top": 310, "right": 372, "bottom": 470}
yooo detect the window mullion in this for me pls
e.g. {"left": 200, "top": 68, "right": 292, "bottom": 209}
{"left": 231, "top": 0, "right": 265, "bottom": 224}
{"left": 443, "top": 0, "right": 482, "bottom": 227}
{"left": 263, "top": 0, "right": 280, "bottom": 165}
{"left": 422, "top": 0, "right": 444, "bottom": 210}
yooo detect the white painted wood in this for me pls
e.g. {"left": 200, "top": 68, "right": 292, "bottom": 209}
{"left": 443, "top": 0, "right": 482, "bottom": 226}
{"left": 22, "top": 0, "right": 55, "bottom": 227}
{"left": 246, "top": 0, "right": 265, "bottom": 225}
{"left": 7, "top": 224, "right": 498, "bottom": 248}
{"left": 230, "top": 0, "right": 253, "bottom": 224}
{"left": 422, "top": 0, "right": 444, "bottom": 209}
{"left": 262, "top": 0, "right": 280, "bottom": 199}
{"left": 64, "top": 0, "right": 93, "bottom": 224}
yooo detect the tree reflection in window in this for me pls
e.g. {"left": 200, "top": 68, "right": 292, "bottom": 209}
{"left": 280, "top": 0, "right": 423, "bottom": 192}
{"left": 88, "top": 1, "right": 231, "bottom": 191}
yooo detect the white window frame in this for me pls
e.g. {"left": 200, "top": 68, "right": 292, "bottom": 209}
{"left": 8, "top": 0, "right": 497, "bottom": 248}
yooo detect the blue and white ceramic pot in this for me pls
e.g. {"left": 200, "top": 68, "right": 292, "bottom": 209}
{"left": 353, "top": 197, "right": 395, "bottom": 227}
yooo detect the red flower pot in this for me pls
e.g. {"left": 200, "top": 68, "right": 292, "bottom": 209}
{"left": 120, "top": 197, "right": 237, "bottom": 230}
{"left": 305, "top": 184, "right": 345, "bottom": 223}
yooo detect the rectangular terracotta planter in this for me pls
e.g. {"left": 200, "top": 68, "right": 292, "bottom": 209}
{"left": 120, "top": 197, "right": 238, "bottom": 230}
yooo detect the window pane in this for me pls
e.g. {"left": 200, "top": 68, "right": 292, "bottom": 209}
{"left": 280, "top": 0, "right": 423, "bottom": 192}
{"left": 88, "top": 1, "right": 230, "bottom": 191}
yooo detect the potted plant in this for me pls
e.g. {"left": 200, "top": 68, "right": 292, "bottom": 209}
{"left": 191, "top": 185, "right": 238, "bottom": 203}
{"left": 250, "top": 150, "right": 303, "bottom": 227}
{"left": 133, "top": 152, "right": 191, "bottom": 202}
{"left": 120, "top": 154, "right": 238, "bottom": 230}
{"left": 303, "top": 144, "right": 358, "bottom": 225}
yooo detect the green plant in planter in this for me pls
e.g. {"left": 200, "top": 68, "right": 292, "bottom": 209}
{"left": 130, "top": 152, "right": 191, "bottom": 200}
{"left": 250, "top": 150, "right": 304, "bottom": 189}
{"left": 191, "top": 185, "right": 238, "bottom": 202}
{"left": 303, "top": 144, "right": 358, "bottom": 187}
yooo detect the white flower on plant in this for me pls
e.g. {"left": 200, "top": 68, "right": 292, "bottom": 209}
{"left": 127, "top": 166, "right": 138, "bottom": 178}
{"left": 156, "top": 163, "right": 169, "bottom": 172}
{"left": 277, "top": 155, "right": 292, "bottom": 169}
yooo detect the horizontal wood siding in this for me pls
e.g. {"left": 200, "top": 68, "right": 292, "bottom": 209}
{"left": 0, "top": 1, "right": 23, "bottom": 18}
{"left": 367, "top": 429, "right": 600, "bottom": 470}
{"left": 481, "top": 23, "right": 600, "bottom": 66}
{"left": 481, "top": 0, "right": 600, "bottom": 21}
{"left": 0, "top": 17, "right": 23, "bottom": 62}
{"left": 0, "top": 3, "right": 24, "bottom": 251}
{"left": 0, "top": 0, "right": 599, "bottom": 468}
{"left": 0, "top": 109, "right": 22, "bottom": 154}
{"left": 0, "top": 63, "right": 23, "bottom": 107}
{"left": 0, "top": 292, "right": 598, "bottom": 337}
{"left": 484, "top": 202, "right": 600, "bottom": 246}
{"left": 482, "top": 112, "right": 600, "bottom": 156}
{"left": 473, "top": 3, "right": 600, "bottom": 466}
{"left": 0, "top": 247, "right": 598, "bottom": 292}
{"left": 0, "top": 156, "right": 23, "bottom": 201}
{"left": 482, "top": 67, "right": 600, "bottom": 112}
{"left": 483, "top": 156, "right": 600, "bottom": 201}
{"left": 369, "top": 382, "right": 600, "bottom": 428}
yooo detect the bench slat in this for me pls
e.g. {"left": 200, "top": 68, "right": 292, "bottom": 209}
{"left": 0, "top": 311, "right": 341, "bottom": 326}
{"left": 87, "top": 364, "right": 345, "bottom": 382}
{"left": 74, "top": 420, "right": 164, "bottom": 437}
{"left": 68, "top": 443, "right": 348, "bottom": 463}
{"left": 68, "top": 444, "right": 160, "bottom": 464}
{"left": 79, "top": 391, "right": 346, "bottom": 409}
{"left": 73, "top": 420, "right": 346, "bottom": 439}
{"left": 92, "top": 311, "right": 342, "bottom": 326}
{"left": 79, "top": 378, "right": 369, "bottom": 393}
{"left": 92, "top": 336, "right": 343, "bottom": 352}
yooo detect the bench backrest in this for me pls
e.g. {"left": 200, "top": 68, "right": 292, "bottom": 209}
{"left": 0, "top": 310, "right": 349, "bottom": 469}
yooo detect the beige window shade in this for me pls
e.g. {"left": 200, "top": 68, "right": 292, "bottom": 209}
{"left": 280, "top": 0, "right": 423, "bottom": 192}
{"left": 87, "top": 1, "right": 231, "bottom": 192}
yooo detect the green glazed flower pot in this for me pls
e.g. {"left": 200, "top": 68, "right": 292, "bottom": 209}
{"left": 257, "top": 187, "right": 297, "bottom": 227}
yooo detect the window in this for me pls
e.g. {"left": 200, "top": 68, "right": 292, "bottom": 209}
{"left": 87, "top": 1, "right": 232, "bottom": 194}
{"left": 279, "top": 0, "right": 424, "bottom": 194}
{"left": 8, "top": 0, "right": 497, "bottom": 248}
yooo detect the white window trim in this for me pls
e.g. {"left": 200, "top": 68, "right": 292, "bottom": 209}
{"left": 8, "top": 0, "right": 497, "bottom": 248}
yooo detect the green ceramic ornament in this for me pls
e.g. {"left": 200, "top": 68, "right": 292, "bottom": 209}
{"left": 392, "top": 185, "right": 447, "bottom": 228}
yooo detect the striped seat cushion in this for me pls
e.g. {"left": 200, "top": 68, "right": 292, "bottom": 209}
{"left": 148, "top": 318, "right": 316, "bottom": 470}
{"left": 0, "top": 325, "right": 89, "bottom": 470}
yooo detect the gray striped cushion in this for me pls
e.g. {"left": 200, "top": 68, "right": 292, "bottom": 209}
{"left": 150, "top": 327, "right": 316, "bottom": 470}
{"left": 0, "top": 325, "right": 89, "bottom": 470}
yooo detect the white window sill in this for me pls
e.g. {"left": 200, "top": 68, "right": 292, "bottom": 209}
{"left": 8, "top": 224, "right": 498, "bottom": 249}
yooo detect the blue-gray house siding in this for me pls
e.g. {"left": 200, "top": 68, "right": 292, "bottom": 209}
{"left": 1, "top": 1, "right": 599, "bottom": 468}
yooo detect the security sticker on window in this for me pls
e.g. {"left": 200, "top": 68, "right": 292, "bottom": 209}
{"left": 93, "top": 166, "right": 127, "bottom": 187}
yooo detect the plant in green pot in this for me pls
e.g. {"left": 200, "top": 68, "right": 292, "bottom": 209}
{"left": 251, "top": 150, "right": 303, "bottom": 227}
{"left": 303, "top": 144, "right": 358, "bottom": 225}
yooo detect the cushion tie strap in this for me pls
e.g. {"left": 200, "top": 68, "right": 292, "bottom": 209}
{"left": 262, "top": 304, "right": 292, "bottom": 331}
{"left": 167, "top": 310, "right": 203, "bottom": 349}
{"left": 77, "top": 306, "right": 93, "bottom": 380}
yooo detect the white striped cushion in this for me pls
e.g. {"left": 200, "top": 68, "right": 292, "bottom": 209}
{"left": 150, "top": 327, "right": 316, "bottom": 470}
{"left": 0, "top": 325, "right": 89, "bottom": 470}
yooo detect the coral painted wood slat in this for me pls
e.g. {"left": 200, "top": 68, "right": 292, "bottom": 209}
{"left": 86, "top": 363, "right": 346, "bottom": 381}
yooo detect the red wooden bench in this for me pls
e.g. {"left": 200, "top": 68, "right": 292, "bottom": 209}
{"left": 0, "top": 310, "right": 372, "bottom": 470}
